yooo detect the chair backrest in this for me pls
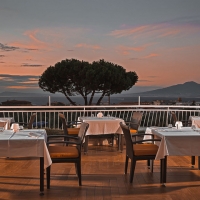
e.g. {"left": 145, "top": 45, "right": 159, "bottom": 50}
{"left": 130, "top": 112, "right": 143, "bottom": 130}
{"left": 120, "top": 122, "right": 134, "bottom": 158}
{"left": 59, "top": 113, "right": 68, "bottom": 135}
{"left": 77, "top": 122, "right": 89, "bottom": 145}
{"left": 28, "top": 113, "right": 36, "bottom": 129}
{"left": 171, "top": 112, "right": 177, "bottom": 126}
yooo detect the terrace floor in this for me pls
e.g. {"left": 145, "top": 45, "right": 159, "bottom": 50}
{"left": 1, "top": 143, "right": 200, "bottom": 200}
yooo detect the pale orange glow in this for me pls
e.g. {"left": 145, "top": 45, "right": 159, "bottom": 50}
{"left": 143, "top": 53, "right": 159, "bottom": 59}
{"left": 109, "top": 25, "right": 149, "bottom": 37}
{"left": 1, "top": 20, "right": 200, "bottom": 90}
{"left": 75, "top": 43, "right": 102, "bottom": 50}
{"left": 117, "top": 44, "right": 152, "bottom": 55}
{"left": 7, "top": 86, "right": 39, "bottom": 89}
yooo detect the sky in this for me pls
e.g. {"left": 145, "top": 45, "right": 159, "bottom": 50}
{"left": 0, "top": 0, "right": 200, "bottom": 95}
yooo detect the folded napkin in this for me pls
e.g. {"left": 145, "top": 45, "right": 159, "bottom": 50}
{"left": 29, "top": 132, "right": 42, "bottom": 137}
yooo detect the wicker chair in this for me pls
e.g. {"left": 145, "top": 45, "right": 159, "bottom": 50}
{"left": 120, "top": 122, "right": 165, "bottom": 183}
{"left": 59, "top": 113, "right": 81, "bottom": 136}
{"left": 18, "top": 113, "right": 36, "bottom": 129}
{"left": 126, "top": 112, "right": 143, "bottom": 135}
{"left": 46, "top": 122, "right": 89, "bottom": 187}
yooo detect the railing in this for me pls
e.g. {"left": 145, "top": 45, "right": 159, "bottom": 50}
{"left": 0, "top": 105, "right": 200, "bottom": 130}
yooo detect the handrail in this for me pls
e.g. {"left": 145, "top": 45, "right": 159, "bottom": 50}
{"left": 0, "top": 105, "right": 199, "bottom": 130}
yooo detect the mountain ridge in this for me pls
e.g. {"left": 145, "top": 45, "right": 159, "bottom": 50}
{"left": 0, "top": 81, "right": 200, "bottom": 98}
{"left": 123, "top": 81, "right": 200, "bottom": 97}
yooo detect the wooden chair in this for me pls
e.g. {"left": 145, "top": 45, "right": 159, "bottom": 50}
{"left": 59, "top": 113, "right": 80, "bottom": 136}
{"left": 46, "top": 122, "right": 89, "bottom": 188}
{"left": 120, "top": 122, "right": 165, "bottom": 183}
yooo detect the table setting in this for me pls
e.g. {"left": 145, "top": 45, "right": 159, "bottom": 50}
{"left": 0, "top": 123, "right": 52, "bottom": 194}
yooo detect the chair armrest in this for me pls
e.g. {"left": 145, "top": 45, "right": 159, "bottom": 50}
{"left": 47, "top": 140, "right": 80, "bottom": 146}
{"left": 47, "top": 134, "right": 79, "bottom": 142}
{"left": 66, "top": 121, "right": 82, "bottom": 128}
{"left": 131, "top": 133, "right": 153, "bottom": 137}
{"left": 47, "top": 134, "right": 78, "bottom": 139}
{"left": 132, "top": 138, "right": 161, "bottom": 144}
{"left": 18, "top": 122, "right": 28, "bottom": 126}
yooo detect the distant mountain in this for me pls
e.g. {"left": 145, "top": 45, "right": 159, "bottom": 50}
{"left": 0, "top": 91, "right": 62, "bottom": 97}
{"left": 1, "top": 81, "right": 200, "bottom": 99}
{"left": 123, "top": 81, "right": 200, "bottom": 97}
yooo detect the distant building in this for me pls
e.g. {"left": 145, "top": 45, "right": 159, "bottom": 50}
{"left": 195, "top": 102, "right": 200, "bottom": 106}
{"left": 50, "top": 101, "right": 66, "bottom": 106}
{"left": 118, "top": 102, "right": 151, "bottom": 105}
{"left": 152, "top": 100, "right": 161, "bottom": 105}
{"left": 1, "top": 100, "right": 32, "bottom": 106}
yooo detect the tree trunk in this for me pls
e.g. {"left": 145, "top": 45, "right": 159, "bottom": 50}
{"left": 96, "top": 93, "right": 106, "bottom": 105}
{"left": 65, "top": 96, "right": 76, "bottom": 105}
{"left": 62, "top": 90, "right": 76, "bottom": 105}
{"left": 89, "top": 91, "right": 95, "bottom": 105}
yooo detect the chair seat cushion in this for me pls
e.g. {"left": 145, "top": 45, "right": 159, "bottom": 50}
{"left": 48, "top": 146, "right": 79, "bottom": 158}
{"left": 67, "top": 128, "right": 80, "bottom": 135}
{"left": 130, "top": 128, "right": 137, "bottom": 134}
{"left": 133, "top": 144, "right": 158, "bottom": 156}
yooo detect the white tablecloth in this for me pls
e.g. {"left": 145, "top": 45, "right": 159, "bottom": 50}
{"left": 0, "top": 117, "right": 14, "bottom": 130}
{"left": 79, "top": 117, "right": 124, "bottom": 135}
{"left": 189, "top": 116, "right": 200, "bottom": 128}
{"left": 0, "top": 129, "right": 52, "bottom": 168}
{"left": 145, "top": 127, "right": 200, "bottom": 160}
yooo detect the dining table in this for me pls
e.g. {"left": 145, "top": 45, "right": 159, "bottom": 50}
{"left": 0, "top": 117, "right": 15, "bottom": 130}
{"left": 189, "top": 116, "right": 200, "bottom": 128}
{"left": 78, "top": 116, "right": 124, "bottom": 153}
{"left": 0, "top": 128, "right": 52, "bottom": 195}
{"left": 144, "top": 126, "right": 200, "bottom": 184}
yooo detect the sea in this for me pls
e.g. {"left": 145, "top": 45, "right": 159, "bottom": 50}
{"left": 0, "top": 95, "right": 200, "bottom": 106}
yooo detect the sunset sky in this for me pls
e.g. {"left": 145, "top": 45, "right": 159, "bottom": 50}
{"left": 0, "top": 0, "right": 200, "bottom": 94}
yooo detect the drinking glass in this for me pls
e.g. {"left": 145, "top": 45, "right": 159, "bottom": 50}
{"left": 107, "top": 114, "right": 110, "bottom": 118}
{"left": 168, "top": 124, "right": 172, "bottom": 128}
{"left": 91, "top": 114, "right": 94, "bottom": 117}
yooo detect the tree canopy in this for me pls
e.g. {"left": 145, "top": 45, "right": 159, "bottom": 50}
{"left": 38, "top": 58, "right": 138, "bottom": 105}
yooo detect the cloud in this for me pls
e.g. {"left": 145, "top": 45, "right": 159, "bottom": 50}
{"left": 138, "top": 79, "right": 153, "bottom": 82}
{"left": 109, "top": 17, "right": 200, "bottom": 40}
{"left": 117, "top": 44, "right": 152, "bottom": 55}
{"left": 0, "top": 55, "right": 5, "bottom": 57}
{"left": 7, "top": 85, "right": 39, "bottom": 89}
{"left": 0, "top": 74, "right": 39, "bottom": 90}
{"left": 0, "top": 43, "right": 20, "bottom": 51}
{"left": 21, "top": 63, "right": 43, "bottom": 67}
{"left": 130, "top": 57, "right": 140, "bottom": 60}
{"left": 147, "top": 76, "right": 158, "bottom": 78}
{"left": 75, "top": 43, "right": 102, "bottom": 50}
{"left": 143, "top": 53, "right": 159, "bottom": 59}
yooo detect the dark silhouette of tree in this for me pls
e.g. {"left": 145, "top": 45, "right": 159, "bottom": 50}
{"left": 38, "top": 58, "right": 138, "bottom": 105}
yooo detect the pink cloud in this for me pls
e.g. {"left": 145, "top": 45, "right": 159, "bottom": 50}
{"left": 7, "top": 85, "right": 38, "bottom": 89}
{"left": 117, "top": 44, "right": 152, "bottom": 55}
{"left": 109, "top": 22, "right": 200, "bottom": 39}
{"left": 143, "top": 53, "right": 159, "bottom": 59}
{"left": 75, "top": 43, "right": 102, "bottom": 50}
